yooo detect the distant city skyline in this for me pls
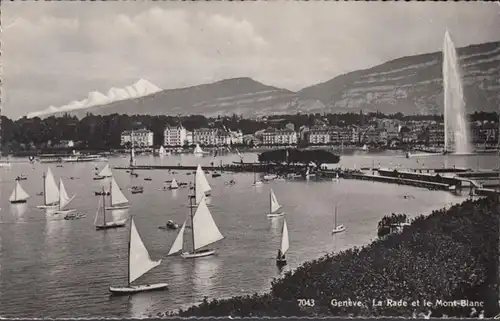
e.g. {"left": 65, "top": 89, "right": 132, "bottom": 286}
{"left": 2, "top": 1, "right": 500, "bottom": 118}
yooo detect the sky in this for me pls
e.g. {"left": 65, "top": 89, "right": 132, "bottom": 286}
{"left": 2, "top": 1, "right": 500, "bottom": 118}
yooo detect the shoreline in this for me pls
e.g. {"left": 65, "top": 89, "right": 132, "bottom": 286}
{"left": 167, "top": 196, "right": 498, "bottom": 318}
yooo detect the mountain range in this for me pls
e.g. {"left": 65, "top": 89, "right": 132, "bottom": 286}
{"left": 30, "top": 40, "right": 500, "bottom": 119}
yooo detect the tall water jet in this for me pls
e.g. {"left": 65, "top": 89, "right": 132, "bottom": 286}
{"left": 442, "top": 30, "right": 472, "bottom": 154}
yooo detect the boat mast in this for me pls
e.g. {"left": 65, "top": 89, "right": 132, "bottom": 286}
{"left": 270, "top": 191, "right": 272, "bottom": 214}
{"left": 43, "top": 172, "right": 46, "bottom": 205}
{"left": 334, "top": 205, "right": 337, "bottom": 227}
{"left": 109, "top": 180, "right": 112, "bottom": 207}
{"left": 127, "top": 216, "right": 132, "bottom": 287}
{"left": 189, "top": 193, "right": 195, "bottom": 254}
{"left": 102, "top": 187, "right": 106, "bottom": 225}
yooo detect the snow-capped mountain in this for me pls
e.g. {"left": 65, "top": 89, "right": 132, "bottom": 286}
{"left": 27, "top": 79, "right": 161, "bottom": 118}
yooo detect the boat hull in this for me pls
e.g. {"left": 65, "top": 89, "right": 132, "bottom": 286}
{"left": 109, "top": 283, "right": 168, "bottom": 294}
{"left": 95, "top": 220, "right": 127, "bottom": 230}
{"left": 52, "top": 209, "right": 76, "bottom": 215}
{"left": 10, "top": 200, "right": 27, "bottom": 204}
{"left": 105, "top": 205, "right": 130, "bottom": 210}
{"left": 181, "top": 249, "right": 215, "bottom": 258}
{"left": 276, "top": 259, "right": 287, "bottom": 266}
{"left": 267, "top": 212, "right": 285, "bottom": 218}
{"left": 332, "top": 227, "right": 346, "bottom": 234}
{"left": 37, "top": 204, "right": 59, "bottom": 209}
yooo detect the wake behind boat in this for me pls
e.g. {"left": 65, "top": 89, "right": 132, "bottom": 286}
{"left": 109, "top": 217, "right": 167, "bottom": 294}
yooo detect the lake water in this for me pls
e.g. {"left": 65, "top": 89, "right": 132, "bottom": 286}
{"left": 0, "top": 151, "right": 497, "bottom": 318}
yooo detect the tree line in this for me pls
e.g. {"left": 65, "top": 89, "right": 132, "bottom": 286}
{"left": 1, "top": 111, "right": 498, "bottom": 152}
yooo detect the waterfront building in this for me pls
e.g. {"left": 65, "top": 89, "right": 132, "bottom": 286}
{"left": 193, "top": 128, "right": 218, "bottom": 146}
{"left": 428, "top": 123, "right": 444, "bottom": 146}
{"left": 215, "top": 130, "right": 231, "bottom": 146}
{"left": 308, "top": 127, "right": 330, "bottom": 145}
{"left": 120, "top": 129, "right": 154, "bottom": 147}
{"left": 229, "top": 130, "right": 244, "bottom": 145}
{"left": 163, "top": 125, "right": 187, "bottom": 147}
{"left": 262, "top": 128, "right": 298, "bottom": 146}
{"left": 470, "top": 121, "right": 499, "bottom": 145}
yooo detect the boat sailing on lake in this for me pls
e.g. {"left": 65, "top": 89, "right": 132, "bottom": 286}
{"left": 109, "top": 217, "right": 167, "bottom": 294}
{"left": 106, "top": 177, "right": 130, "bottom": 210}
{"left": 267, "top": 189, "right": 284, "bottom": 218}
{"left": 276, "top": 218, "right": 289, "bottom": 267}
{"left": 36, "top": 167, "right": 59, "bottom": 209}
{"left": 331, "top": 205, "right": 346, "bottom": 234}
{"left": 94, "top": 191, "right": 128, "bottom": 230}
{"left": 168, "top": 195, "right": 224, "bottom": 259}
{"left": 52, "top": 179, "right": 76, "bottom": 215}
{"left": 189, "top": 165, "right": 212, "bottom": 208}
{"left": 9, "top": 181, "right": 30, "bottom": 204}
{"left": 94, "top": 164, "right": 112, "bottom": 180}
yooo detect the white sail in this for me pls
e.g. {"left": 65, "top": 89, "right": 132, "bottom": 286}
{"left": 159, "top": 146, "right": 166, "bottom": 155}
{"left": 110, "top": 177, "right": 129, "bottom": 206}
{"left": 194, "top": 144, "right": 203, "bottom": 154}
{"left": 98, "top": 164, "right": 112, "bottom": 177}
{"left": 195, "top": 178, "right": 205, "bottom": 204}
{"left": 59, "top": 179, "right": 75, "bottom": 210}
{"left": 280, "top": 219, "right": 289, "bottom": 255}
{"left": 45, "top": 167, "right": 60, "bottom": 205}
{"left": 305, "top": 167, "right": 310, "bottom": 176}
{"left": 192, "top": 196, "right": 224, "bottom": 250}
{"left": 270, "top": 189, "right": 282, "bottom": 214}
{"left": 10, "top": 181, "right": 30, "bottom": 202}
{"left": 168, "top": 220, "right": 186, "bottom": 255}
{"left": 170, "top": 178, "right": 179, "bottom": 189}
{"left": 196, "top": 164, "right": 212, "bottom": 193}
{"left": 129, "top": 218, "right": 162, "bottom": 284}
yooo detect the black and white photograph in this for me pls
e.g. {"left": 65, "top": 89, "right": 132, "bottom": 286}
{"left": 1, "top": 1, "right": 500, "bottom": 318}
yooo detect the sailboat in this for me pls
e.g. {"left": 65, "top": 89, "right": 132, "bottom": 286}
{"left": 106, "top": 177, "right": 130, "bottom": 210}
{"left": 252, "top": 166, "right": 263, "bottom": 186}
{"left": 109, "top": 217, "right": 167, "bottom": 294}
{"left": 331, "top": 205, "right": 346, "bottom": 234}
{"left": 94, "top": 191, "right": 127, "bottom": 230}
{"left": 52, "top": 179, "right": 76, "bottom": 215}
{"left": 305, "top": 167, "right": 316, "bottom": 179}
{"left": 36, "top": 167, "right": 59, "bottom": 209}
{"left": 168, "top": 195, "right": 224, "bottom": 259}
{"left": 196, "top": 164, "right": 211, "bottom": 197}
{"left": 332, "top": 172, "right": 340, "bottom": 182}
{"left": 169, "top": 178, "right": 179, "bottom": 190}
{"left": 9, "top": 181, "right": 30, "bottom": 204}
{"left": 94, "top": 164, "right": 112, "bottom": 180}
{"left": 267, "top": 189, "right": 284, "bottom": 218}
{"left": 276, "top": 218, "right": 289, "bottom": 267}
{"left": 159, "top": 145, "right": 166, "bottom": 156}
{"left": 193, "top": 144, "right": 205, "bottom": 156}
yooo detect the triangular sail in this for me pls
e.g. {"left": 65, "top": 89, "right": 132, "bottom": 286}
{"left": 45, "top": 167, "right": 59, "bottom": 205}
{"left": 280, "top": 219, "right": 289, "bottom": 255}
{"left": 171, "top": 178, "right": 179, "bottom": 189}
{"left": 270, "top": 189, "right": 282, "bottom": 213}
{"left": 10, "top": 181, "right": 30, "bottom": 201}
{"left": 159, "top": 146, "right": 166, "bottom": 155}
{"left": 196, "top": 165, "right": 212, "bottom": 193}
{"left": 192, "top": 196, "right": 224, "bottom": 250}
{"left": 129, "top": 218, "right": 161, "bottom": 284}
{"left": 168, "top": 220, "right": 186, "bottom": 255}
{"left": 98, "top": 164, "right": 112, "bottom": 177}
{"left": 194, "top": 144, "right": 203, "bottom": 154}
{"left": 111, "top": 177, "right": 128, "bottom": 206}
{"left": 59, "top": 179, "right": 75, "bottom": 210}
